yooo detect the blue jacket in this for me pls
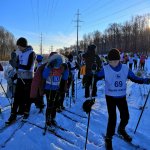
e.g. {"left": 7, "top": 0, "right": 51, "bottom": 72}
{"left": 43, "top": 67, "right": 69, "bottom": 90}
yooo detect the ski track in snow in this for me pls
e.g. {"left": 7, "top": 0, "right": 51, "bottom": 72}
{"left": 0, "top": 61, "right": 150, "bottom": 150}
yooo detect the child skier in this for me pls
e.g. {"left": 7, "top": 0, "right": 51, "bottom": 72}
{"left": 34, "top": 54, "right": 43, "bottom": 72}
{"left": 82, "top": 44, "right": 102, "bottom": 98}
{"left": 6, "top": 37, "right": 36, "bottom": 124}
{"left": 96, "top": 48, "right": 150, "bottom": 150}
{"left": 42, "top": 53, "right": 69, "bottom": 126}
{"left": 33, "top": 54, "right": 45, "bottom": 112}
{"left": 66, "top": 54, "right": 79, "bottom": 99}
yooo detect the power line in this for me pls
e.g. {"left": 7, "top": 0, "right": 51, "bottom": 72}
{"left": 81, "top": 5, "right": 150, "bottom": 34}
{"left": 82, "top": 0, "right": 114, "bottom": 18}
{"left": 81, "top": 0, "right": 102, "bottom": 13}
{"left": 83, "top": 0, "right": 149, "bottom": 29}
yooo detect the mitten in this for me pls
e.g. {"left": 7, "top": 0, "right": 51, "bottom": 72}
{"left": 82, "top": 99, "right": 95, "bottom": 114}
{"left": 92, "top": 63, "right": 97, "bottom": 71}
{"left": 145, "top": 78, "right": 150, "bottom": 84}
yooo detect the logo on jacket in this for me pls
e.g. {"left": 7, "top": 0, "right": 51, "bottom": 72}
{"left": 116, "top": 74, "right": 121, "bottom": 78}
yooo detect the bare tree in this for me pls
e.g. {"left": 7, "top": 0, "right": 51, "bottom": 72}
{"left": 0, "top": 26, "right": 16, "bottom": 60}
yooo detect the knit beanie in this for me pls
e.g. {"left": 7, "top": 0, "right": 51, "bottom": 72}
{"left": 16, "top": 37, "right": 27, "bottom": 47}
{"left": 68, "top": 54, "right": 73, "bottom": 60}
{"left": 48, "top": 54, "right": 63, "bottom": 68}
{"left": 108, "top": 48, "right": 120, "bottom": 61}
{"left": 88, "top": 44, "right": 97, "bottom": 51}
{"left": 36, "top": 55, "right": 43, "bottom": 61}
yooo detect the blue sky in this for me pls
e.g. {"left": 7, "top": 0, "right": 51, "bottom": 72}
{"left": 0, "top": 0, "right": 150, "bottom": 54}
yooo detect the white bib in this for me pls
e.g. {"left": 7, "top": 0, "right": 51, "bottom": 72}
{"left": 104, "top": 64, "right": 128, "bottom": 97}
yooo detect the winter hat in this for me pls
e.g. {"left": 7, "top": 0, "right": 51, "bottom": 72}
{"left": 16, "top": 37, "right": 27, "bottom": 47}
{"left": 87, "top": 44, "right": 97, "bottom": 54}
{"left": 88, "top": 44, "right": 97, "bottom": 51}
{"left": 68, "top": 54, "right": 73, "bottom": 61}
{"left": 108, "top": 48, "right": 120, "bottom": 61}
{"left": 36, "top": 55, "right": 43, "bottom": 61}
{"left": 48, "top": 54, "right": 63, "bottom": 68}
{"left": 49, "top": 52, "right": 57, "bottom": 58}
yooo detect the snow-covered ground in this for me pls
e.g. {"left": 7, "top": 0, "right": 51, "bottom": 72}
{"left": 0, "top": 60, "right": 150, "bottom": 150}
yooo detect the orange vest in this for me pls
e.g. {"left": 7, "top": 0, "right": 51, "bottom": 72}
{"left": 80, "top": 65, "right": 86, "bottom": 75}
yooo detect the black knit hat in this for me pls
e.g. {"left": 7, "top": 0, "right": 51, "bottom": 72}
{"left": 108, "top": 48, "right": 120, "bottom": 61}
{"left": 16, "top": 37, "right": 27, "bottom": 47}
{"left": 68, "top": 54, "right": 73, "bottom": 60}
{"left": 88, "top": 44, "right": 97, "bottom": 51}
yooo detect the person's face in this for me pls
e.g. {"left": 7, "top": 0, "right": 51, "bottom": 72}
{"left": 17, "top": 46, "right": 25, "bottom": 51}
{"left": 109, "top": 60, "right": 120, "bottom": 67}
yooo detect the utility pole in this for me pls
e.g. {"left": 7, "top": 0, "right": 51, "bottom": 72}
{"left": 73, "top": 9, "right": 83, "bottom": 100}
{"left": 40, "top": 33, "right": 43, "bottom": 55}
{"left": 74, "top": 9, "right": 83, "bottom": 56}
{"left": 51, "top": 45, "right": 53, "bottom": 53}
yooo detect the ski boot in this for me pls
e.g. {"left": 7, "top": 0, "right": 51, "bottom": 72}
{"left": 117, "top": 128, "right": 132, "bottom": 142}
{"left": 22, "top": 112, "right": 29, "bottom": 122}
{"left": 51, "top": 119, "right": 57, "bottom": 126}
{"left": 57, "top": 106, "right": 63, "bottom": 113}
{"left": 5, "top": 114, "right": 16, "bottom": 125}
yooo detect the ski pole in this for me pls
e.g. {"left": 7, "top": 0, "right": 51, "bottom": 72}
{"left": 84, "top": 110, "right": 91, "bottom": 150}
{"left": 84, "top": 65, "right": 96, "bottom": 150}
{"left": 0, "top": 80, "right": 12, "bottom": 107}
{"left": 134, "top": 89, "right": 150, "bottom": 134}
{"left": 76, "top": 71, "right": 77, "bottom": 100}
{"left": 43, "top": 75, "right": 53, "bottom": 135}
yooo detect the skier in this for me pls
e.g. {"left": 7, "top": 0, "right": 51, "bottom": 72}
{"left": 42, "top": 53, "right": 69, "bottom": 126}
{"left": 82, "top": 44, "right": 102, "bottom": 98}
{"left": 80, "top": 55, "right": 86, "bottom": 88}
{"left": 66, "top": 53, "right": 79, "bottom": 99}
{"left": 34, "top": 54, "right": 43, "bottom": 72}
{"left": 133, "top": 52, "right": 138, "bottom": 70}
{"left": 4, "top": 66, "right": 17, "bottom": 99}
{"left": 139, "top": 53, "right": 147, "bottom": 71}
{"left": 128, "top": 54, "right": 134, "bottom": 70}
{"left": 4, "top": 49, "right": 21, "bottom": 99}
{"left": 33, "top": 54, "right": 45, "bottom": 112}
{"left": 96, "top": 48, "right": 150, "bottom": 150}
{"left": 6, "top": 37, "right": 36, "bottom": 124}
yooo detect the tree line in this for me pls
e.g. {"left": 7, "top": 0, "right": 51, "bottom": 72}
{"left": 0, "top": 26, "right": 16, "bottom": 60}
{"left": 67, "top": 13, "right": 150, "bottom": 55}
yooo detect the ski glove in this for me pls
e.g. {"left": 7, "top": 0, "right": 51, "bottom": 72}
{"left": 91, "top": 63, "right": 97, "bottom": 75}
{"left": 145, "top": 78, "right": 150, "bottom": 84}
{"left": 82, "top": 99, "right": 95, "bottom": 114}
{"left": 92, "top": 63, "right": 97, "bottom": 71}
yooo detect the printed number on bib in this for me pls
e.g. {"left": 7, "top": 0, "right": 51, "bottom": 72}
{"left": 114, "top": 81, "right": 122, "bottom": 87}
{"left": 52, "top": 76, "right": 60, "bottom": 86}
